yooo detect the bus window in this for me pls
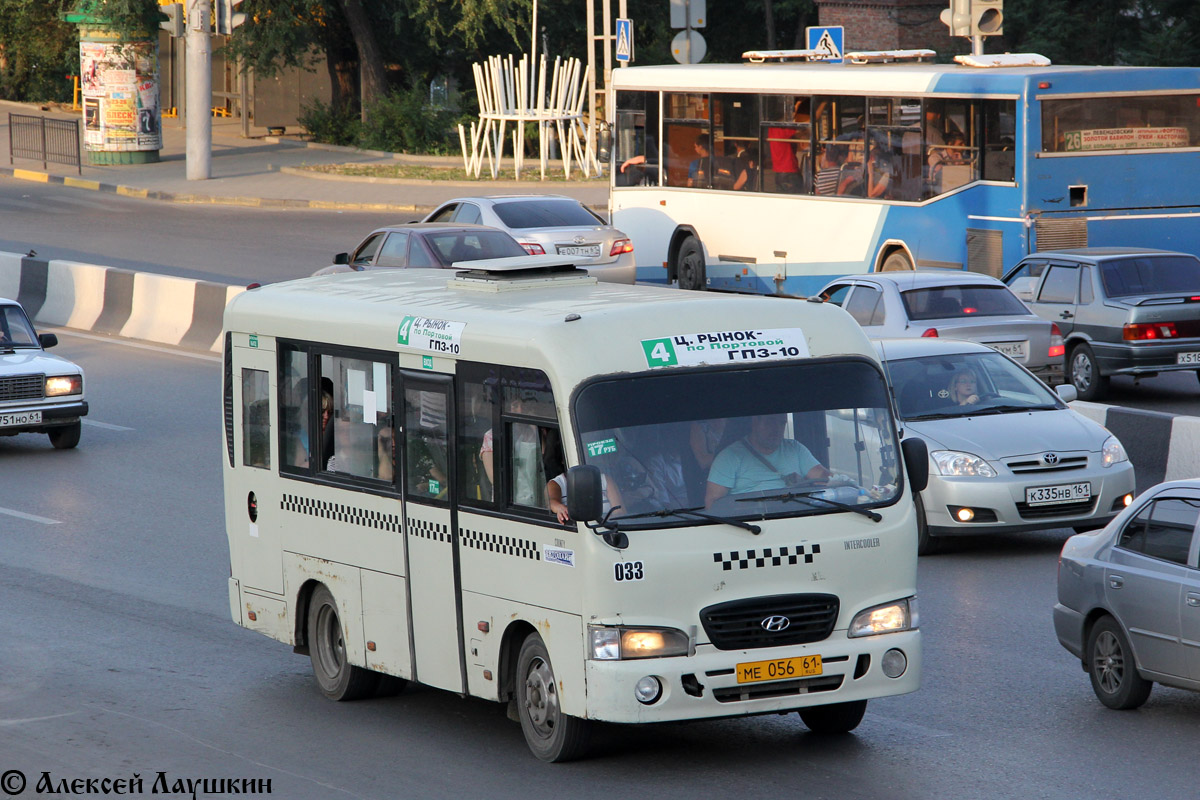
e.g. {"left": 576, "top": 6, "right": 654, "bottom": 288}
{"left": 614, "top": 90, "right": 660, "bottom": 187}
{"left": 664, "top": 92, "right": 708, "bottom": 187}
{"left": 982, "top": 100, "right": 1016, "bottom": 182}
{"left": 762, "top": 95, "right": 810, "bottom": 194}
{"left": 280, "top": 346, "right": 311, "bottom": 470}
{"left": 322, "top": 354, "right": 393, "bottom": 480}
{"left": 501, "top": 382, "right": 557, "bottom": 509}
{"left": 406, "top": 388, "right": 448, "bottom": 499}
{"left": 868, "top": 97, "right": 922, "bottom": 202}
{"left": 925, "top": 98, "right": 978, "bottom": 197}
{"left": 1042, "top": 93, "right": 1200, "bottom": 153}
{"left": 241, "top": 368, "right": 270, "bottom": 469}
{"left": 458, "top": 376, "right": 496, "bottom": 503}
{"left": 711, "top": 93, "right": 757, "bottom": 191}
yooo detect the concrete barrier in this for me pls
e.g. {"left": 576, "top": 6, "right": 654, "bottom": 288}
{"left": 0, "top": 250, "right": 240, "bottom": 353}
{"left": 1071, "top": 400, "right": 1197, "bottom": 491}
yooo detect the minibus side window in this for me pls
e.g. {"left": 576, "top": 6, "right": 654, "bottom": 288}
{"left": 406, "top": 388, "right": 449, "bottom": 499}
{"left": 321, "top": 354, "right": 394, "bottom": 481}
{"left": 241, "top": 368, "right": 271, "bottom": 469}
{"left": 458, "top": 377, "right": 496, "bottom": 503}
{"left": 280, "top": 346, "right": 312, "bottom": 470}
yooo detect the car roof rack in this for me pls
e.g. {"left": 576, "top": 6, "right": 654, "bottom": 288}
{"left": 954, "top": 53, "right": 1051, "bottom": 68}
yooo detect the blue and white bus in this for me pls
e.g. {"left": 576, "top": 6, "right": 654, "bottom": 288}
{"left": 609, "top": 52, "right": 1200, "bottom": 296}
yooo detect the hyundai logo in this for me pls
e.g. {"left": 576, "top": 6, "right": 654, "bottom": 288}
{"left": 1042, "top": 452, "right": 1059, "bottom": 465}
{"left": 761, "top": 615, "right": 791, "bottom": 632}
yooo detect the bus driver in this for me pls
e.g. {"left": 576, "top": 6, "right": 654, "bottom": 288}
{"left": 704, "top": 414, "right": 829, "bottom": 507}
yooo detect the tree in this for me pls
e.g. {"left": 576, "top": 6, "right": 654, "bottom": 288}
{"left": 0, "top": 0, "right": 78, "bottom": 102}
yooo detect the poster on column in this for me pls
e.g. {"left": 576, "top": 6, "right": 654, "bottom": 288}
{"left": 77, "top": 40, "right": 161, "bottom": 152}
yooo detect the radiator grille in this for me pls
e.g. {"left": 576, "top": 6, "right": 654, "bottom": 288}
{"left": 0, "top": 375, "right": 44, "bottom": 402}
{"left": 1034, "top": 218, "right": 1088, "bottom": 251}
{"left": 1016, "top": 498, "right": 1097, "bottom": 519}
{"left": 700, "top": 593, "right": 839, "bottom": 651}
{"left": 1005, "top": 454, "right": 1089, "bottom": 474}
{"left": 713, "top": 674, "right": 843, "bottom": 703}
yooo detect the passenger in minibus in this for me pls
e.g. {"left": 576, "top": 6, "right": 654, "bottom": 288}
{"left": 704, "top": 414, "right": 830, "bottom": 506}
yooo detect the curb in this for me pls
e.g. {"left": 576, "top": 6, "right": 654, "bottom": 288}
{"left": 0, "top": 165, "right": 426, "bottom": 212}
{"left": 0, "top": 250, "right": 240, "bottom": 354}
{"left": 278, "top": 165, "right": 605, "bottom": 190}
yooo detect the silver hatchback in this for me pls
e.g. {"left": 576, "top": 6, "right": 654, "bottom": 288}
{"left": 877, "top": 338, "right": 1135, "bottom": 554}
{"left": 1055, "top": 480, "right": 1200, "bottom": 709}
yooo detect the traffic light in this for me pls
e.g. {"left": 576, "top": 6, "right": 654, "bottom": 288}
{"left": 215, "top": 0, "right": 247, "bottom": 35}
{"left": 970, "top": 0, "right": 1003, "bottom": 37}
{"left": 939, "top": 0, "right": 971, "bottom": 38}
{"left": 159, "top": 2, "right": 184, "bottom": 38}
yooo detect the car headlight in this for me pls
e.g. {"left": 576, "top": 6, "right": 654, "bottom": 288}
{"left": 848, "top": 597, "right": 919, "bottom": 638}
{"left": 45, "top": 375, "right": 82, "bottom": 397}
{"left": 589, "top": 626, "right": 690, "bottom": 660}
{"left": 1101, "top": 436, "right": 1128, "bottom": 468}
{"left": 931, "top": 450, "right": 996, "bottom": 477}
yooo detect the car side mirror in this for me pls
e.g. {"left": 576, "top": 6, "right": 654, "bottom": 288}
{"left": 597, "top": 122, "right": 612, "bottom": 163}
{"left": 567, "top": 465, "right": 604, "bottom": 523}
{"left": 38, "top": 333, "right": 57, "bottom": 349}
{"left": 901, "top": 436, "right": 929, "bottom": 494}
{"left": 334, "top": 252, "right": 349, "bottom": 265}
{"left": 1056, "top": 383, "right": 1078, "bottom": 403}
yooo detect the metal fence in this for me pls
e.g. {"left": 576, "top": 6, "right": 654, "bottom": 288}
{"left": 8, "top": 113, "right": 81, "bottom": 174}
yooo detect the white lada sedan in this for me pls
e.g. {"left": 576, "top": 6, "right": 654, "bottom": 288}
{"left": 0, "top": 298, "right": 87, "bottom": 449}
{"left": 876, "top": 339, "right": 1134, "bottom": 554}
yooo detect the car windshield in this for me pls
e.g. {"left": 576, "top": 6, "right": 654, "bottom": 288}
{"left": 492, "top": 199, "right": 603, "bottom": 229}
{"left": 572, "top": 360, "right": 902, "bottom": 528}
{"left": 424, "top": 230, "right": 527, "bottom": 263}
{"left": 1100, "top": 255, "right": 1200, "bottom": 298}
{"left": 887, "top": 350, "right": 1062, "bottom": 420}
{"left": 901, "top": 285, "right": 1028, "bottom": 320}
{"left": 0, "top": 305, "right": 38, "bottom": 348}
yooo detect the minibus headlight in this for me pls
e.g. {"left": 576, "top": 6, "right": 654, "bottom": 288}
{"left": 45, "top": 375, "right": 82, "bottom": 396}
{"left": 848, "top": 597, "right": 918, "bottom": 638}
{"left": 589, "top": 625, "right": 689, "bottom": 660}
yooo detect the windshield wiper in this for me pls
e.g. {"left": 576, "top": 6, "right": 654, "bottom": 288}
{"left": 610, "top": 506, "right": 761, "bottom": 534}
{"left": 968, "top": 403, "right": 1057, "bottom": 415}
{"left": 739, "top": 490, "right": 882, "bottom": 522}
{"left": 903, "top": 411, "right": 964, "bottom": 421}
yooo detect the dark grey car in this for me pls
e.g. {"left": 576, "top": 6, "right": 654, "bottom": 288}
{"left": 1054, "top": 480, "right": 1200, "bottom": 710}
{"left": 1004, "top": 248, "right": 1200, "bottom": 401}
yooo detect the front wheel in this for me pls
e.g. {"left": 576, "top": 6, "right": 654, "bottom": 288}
{"left": 516, "top": 633, "right": 590, "bottom": 762}
{"left": 1087, "top": 616, "right": 1151, "bottom": 710}
{"left": 915, "top": 492, "right": 940, "bottom": 556}
{"left": 48, "top": 421, "right": 81, "bottom": 449}
{"left": 675, "top": 235, "right": 706, "bottom": 291}
{"left": 307, "top": 585, "right": 380, "bottom": 701}
{"left": 1068, "top": 343, "right": 1109, "bottom": 401}
{"left": 799, "top": 700, "right": 867, "bottom": 733}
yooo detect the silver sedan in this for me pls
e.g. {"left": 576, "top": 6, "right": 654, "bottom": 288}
{"left": 422, "top": 195, "right": 636, "bottom": 283}
{"left": 877, "top": 338, "right": 1135, "bottom": 555}
{"left": 821, "top": 270, "right": 1065, "bottom": 384}
{"left": 1054, "top": 480, "right": 1200, "bottom": 709}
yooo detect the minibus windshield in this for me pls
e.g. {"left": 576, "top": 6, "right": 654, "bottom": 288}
{"left": 572, "top": 359, "right": 901, "bottom": 527}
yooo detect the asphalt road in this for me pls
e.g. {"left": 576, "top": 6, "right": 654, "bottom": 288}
{"left": 1, "top": 333, "right": 1198, "bottom": 800}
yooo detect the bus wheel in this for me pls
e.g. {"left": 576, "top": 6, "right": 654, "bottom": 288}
{"left": 516, "top": 633, "right": 590, "bottom": 762}
{"left": 879, "top": 251, "right": 913, "bottom": 272}
{"left": 799, "top": 700, "right": 868, "bottom": 733}
{"left": 307, "top": 585, "right": 380, "bottom": 701}
{"left": 47, "top": 421, "right": 81, "bottom": 449}
{"left": 675, "top": 235, "right": 706, "bottom": 291}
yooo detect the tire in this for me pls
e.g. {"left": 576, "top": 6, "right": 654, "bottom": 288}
{"left": 516, "top": 633, "right": 590, "bottom": 762}
{"left": 1087, "top": 616, "right": 1152, "bottom": 710}
{"left": 47, "top": 421, "right": 81, "bottom": 450}
{"left": 307, "top": 585, "right": 380, "bottom": 701}
{"left": 879, "top": 251, "right": 913, "bottom": 272}
{"left": 675, "top": 235, "right": 706, "bottom": 291}
{"left": 799, "top": 700, "right": 868, "bottom": 734}
{"left": 915, "top": 492, "right": 941, "bottom": 556}
{"left": 1068, "top": 343, "right": 1109, "bottom": 402}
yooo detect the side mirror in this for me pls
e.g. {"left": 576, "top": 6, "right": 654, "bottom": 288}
{"left": 1056, "top": 383, "right": 1078, "bottom": 403}
{"left": 901, "top": 436, "right": 929, "bottom": 494}
{"left": 597, "top": 122, "right": 612, "bottom": 163}
{"left": 38, "top": 333, "right": 58, "bottom": 349}
{"left": 334, "top": 252, "right": 349, "bottom": 265}
{"left": 566, "top": 465, "right": 604, "bottom": 523}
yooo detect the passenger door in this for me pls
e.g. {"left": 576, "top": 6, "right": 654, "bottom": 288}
{"left": 400, "top": 372, "right": 466, "bottom": 693}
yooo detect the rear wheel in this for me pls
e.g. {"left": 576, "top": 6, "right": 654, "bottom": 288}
{"left": 516, "top": 633, "right": 590, "bottom": 762}
{"left": 879, "top": 251, "right": 913, "bottom": 272}
{"left": 675, "top": 235, "right": 706, "bottom": 291}
{"left": 1087, "top": 616, "right": 1151, "bottom": 710}
{"left": 799, "top": 700, "right": 868, "bottom": 733}
{"left": 307, "top": 585, "right": 380, "bottom": 701}
{"left": 915, "top": 492, "right": 941, "bottom": 556}
{"left": 1068, "top": 343, "right": 1109, "bottom": 401}
{"left": 48, "top": 421, "right": 81, "bottom": 450}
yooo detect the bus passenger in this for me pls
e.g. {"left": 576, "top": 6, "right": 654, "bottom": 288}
{"left": 704, "top": 414, "right": 829, "bottom": 507}
{"left": 814, "top": 144, "right": 853, "bottom": 196}
{"left": 733, "top": 146, "right": 759, "bottom": 191}
{"left": 688, "top": 134, "right": 711, "bottom": 187}
{"left": 866, "top": 145, "right": 894, "bottom": 199}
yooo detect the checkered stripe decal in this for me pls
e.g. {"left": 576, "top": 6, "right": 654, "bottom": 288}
{"left": 408, "top": 516, "right": 451, "bottom": 543}
{"left": 714, "top": 545, "right": 821, "bottom": 571}
{"left": 459, "top": 528, "right": 541, "bottom": 561}
{"left": 281, "top": 493, "right": 402, "bottom": 532}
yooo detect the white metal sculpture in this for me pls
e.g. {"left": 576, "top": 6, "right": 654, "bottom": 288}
{"left": 459, "top": 52, "right": 601, "bottom": 180}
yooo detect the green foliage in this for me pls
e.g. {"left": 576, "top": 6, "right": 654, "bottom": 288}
{"left": 356, "top": 84, "right": 467, "bottom": 154}
{"left": 0, "top": 0, "right": 79, "bottom": 102}
{"left": 67, "top": 0, "right": 165, "bottom": 40}
{"left": 296, "top": 98, "right": 360, "bottom": 146}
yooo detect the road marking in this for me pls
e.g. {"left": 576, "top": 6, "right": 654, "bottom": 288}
{"left": 0, "top": 712, "right": 77, "bottom": 727}
{"left": 0, "top": 506, "right": 60, "bottom": 525}
{"left": 45, "top": 328, "right": 222, "bottom": 363}
{"left": 82, "top": 419, "right": 134, "bottom": 431}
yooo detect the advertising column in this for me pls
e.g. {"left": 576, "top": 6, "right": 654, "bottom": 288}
{"left": 77, "top": 27, "right": 162, "bottom": 165}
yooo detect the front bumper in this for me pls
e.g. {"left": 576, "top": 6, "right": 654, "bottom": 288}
{"left": 0, "top": 399, "right": 88, "bottom": 435}
{"left": 582, "top": 629, "right": 920, "bottom": 723}
{"left": 923, "top": 460, "right": 1135, "bottom": 537}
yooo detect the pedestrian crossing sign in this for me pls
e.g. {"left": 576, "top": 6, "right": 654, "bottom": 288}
{"left": 616, "top": 18, "right": 634, "bottom": 63}
{"left": 805, "top": 26, "right": 844, "bottom": 64}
